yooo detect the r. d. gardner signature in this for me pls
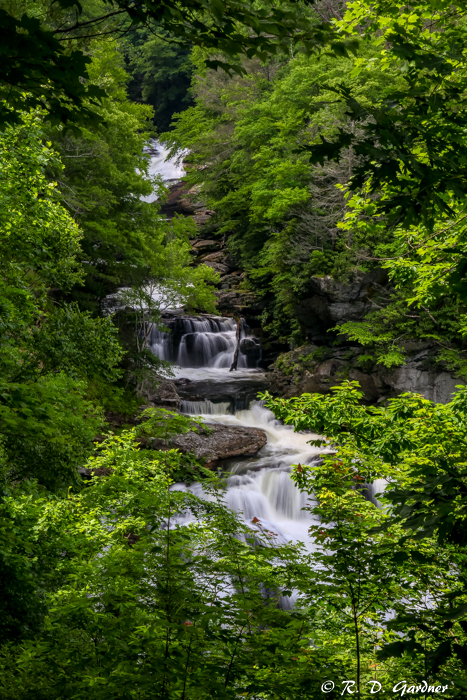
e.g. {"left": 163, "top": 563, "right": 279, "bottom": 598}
{"left": 321, "top": 680, "right": 450, "bottom": 696}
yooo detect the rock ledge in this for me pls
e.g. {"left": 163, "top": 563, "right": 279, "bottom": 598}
{"left": 148, "top": 423, "right": 267, "bottom": 467}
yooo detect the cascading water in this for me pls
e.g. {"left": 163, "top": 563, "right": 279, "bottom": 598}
{"left": 141, "top": 140, "right": 186, "bottom": 203}
{"left": 150, "top": 314, "right": 322, "bottom": 548}
{"left": 142, "top": 147, "right": 320, "bottom": 547}
{"left": 149, "top": 315, "right": 260, "bottom": 370}
{"left": 180, "top": 400, "right": 321, "bottom": 546}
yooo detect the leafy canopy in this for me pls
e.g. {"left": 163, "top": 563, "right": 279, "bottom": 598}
{"left": 0, "top": 0, "right": 345, "bottom": 127}
{"left": 304, "top": 0, "right": 467, "bottom": 229}
{"left": 263, "top": 380, "right": 467, "bottom": 684}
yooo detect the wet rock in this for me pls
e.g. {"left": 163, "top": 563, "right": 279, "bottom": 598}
{"left": 240, "top": 337, "right": 261, "bottom": 355}
{"left": 138, "top": 379, "right": 182, "bottom": 409}
{"left": 148, "top": 423, "right": 267, "bottom": 467}
{"left": 175, "top": 372, "right": 270, "bottom": 410}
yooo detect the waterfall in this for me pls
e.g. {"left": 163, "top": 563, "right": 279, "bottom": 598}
{"left": 174, "top": 462, "right": 319, "bottom": 550}
{"left": 139, "top": 148, "right": 317, "bottom": 549}
{"left": 141, "top": 140, "right": 186, "bottom": 203}
{"left": 149, "top": 315, "right": 261, "bottom": 369}
{"left": 178, "top": 399, "right": 322, "bottom": 548}
{"left": 139, "top": 144, "right": 384, "bottom": 564}
{"left": 181, "top": 400, "right": 231, "bottom": 415}
{"left": 149, "top": 313, "right": 319, "bottom": 547}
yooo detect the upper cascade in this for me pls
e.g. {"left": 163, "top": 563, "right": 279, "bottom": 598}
{"left": 149, "top": 315, "right": 261, "bottom": 369}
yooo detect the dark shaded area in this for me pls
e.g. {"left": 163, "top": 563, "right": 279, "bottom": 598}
{"left": 126, "top": 31, "right": 194, "bottom": 132}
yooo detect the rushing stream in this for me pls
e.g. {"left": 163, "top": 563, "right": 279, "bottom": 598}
{"left": 141, "top": 143, "right": 321, "bottom": 546}
{"left": 150, "top": 314, "right": 322, "bottom": 547}
{"left": 141, "top": 140, "right": 185, "bottom": 203}
{"left": 144, "top": 142, "right": 384, "bottom": 548}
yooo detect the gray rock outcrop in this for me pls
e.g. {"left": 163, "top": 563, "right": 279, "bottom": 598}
{"left": 148, "top": 423, "right": 267, "bottom": 467}
{"left": 294, "top": 270, "right": 390, "bottom": 339}
{"left": 268, "top": 345, "right": 465, "bottom": 404}
{"left": 139, "top": 379, "right": 182, "bottom": 409}
{"left": 382, "top": 365, "right": 464, "bottom": 404}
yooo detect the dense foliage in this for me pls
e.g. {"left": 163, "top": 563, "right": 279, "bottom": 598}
{"left": 263, "top": 382, "right": 467, "bottom": 694}
{"left": 165, "top": 0, "right": 467, "bottom": 370}
{"left": 126, "top": 29, "right": 195, "bottom": 133}
{"left": 165, "top": 45, "right": 399, "bottom": 342}
{"left": 0, "top": 0, "right": 339, "bottom": 128}
{"left": 1, "top": 0, "right": 467, "bottom": 696}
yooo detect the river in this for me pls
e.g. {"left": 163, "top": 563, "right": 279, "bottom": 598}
{"left": 143, "top": 142, "right": 389, "bottom": 547}
{"left": 143, "top": 142, "right": 326, "bottom": 547}
{"left": 149, "top": 313, "right": 322, "bottom": 548}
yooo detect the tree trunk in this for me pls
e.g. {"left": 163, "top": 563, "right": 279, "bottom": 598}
{"left": 352, "top": 601, "right": 360, "bottom": 694}
{"left": 229, "top": 318, "right": 242, "bottom": 371}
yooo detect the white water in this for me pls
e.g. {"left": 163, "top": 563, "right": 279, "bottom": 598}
{"left": 141, "top": 143, "right": 321, "bottom": 547}
{"left": 149, "top": 314, "right": 323, "bottom": 546}
{"left": 141, "top": 140, "right": 186, "bottom": 203}
{"left": 181, "top": 400, "right": 322, "bottom": 547}
{"left": 149, "top": 316, "right": 259, "bottom": 370}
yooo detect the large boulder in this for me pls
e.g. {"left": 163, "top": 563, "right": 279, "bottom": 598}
{"left": 139, "top": 379, "right": 182, "bottom": 409}
{"left": 148, "top": 423, "right": 267, "bottom": 467}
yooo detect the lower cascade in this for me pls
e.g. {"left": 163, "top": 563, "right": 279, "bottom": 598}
{"left": 150, "top": 313, "right": 322, "bottom": 547}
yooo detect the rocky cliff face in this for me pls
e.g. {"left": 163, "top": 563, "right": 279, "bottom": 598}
{"left": 162, "top": 181, "right": 264, "bottom": 318}
{"left": 190, "top": 236, "right": 266, "bottom": 324}
{"left": 294, "top": 270, "right": 390, "bottom": 340}
{"left": 269, "top": 271, "right": 466, "bottom": 404}
{"left": 268, "top": 343, "right": 464, "bottom": 404}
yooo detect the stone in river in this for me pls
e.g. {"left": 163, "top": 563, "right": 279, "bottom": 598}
{"left": 239, "top": 337, "right": 260, "bottom": 355}
{"left": 148, "top": 423, "right": 267, "bottom": 467}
